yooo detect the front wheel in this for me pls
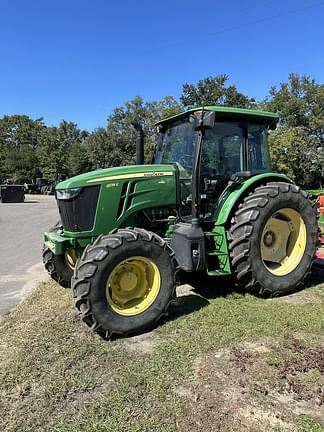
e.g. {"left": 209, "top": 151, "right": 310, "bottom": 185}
{"left": 42, "top": 221, "right": 79, "bottom": 288}
{"left": 228, "top": 182, "right": 318, "bottom": 296}
{"left": 72, "top": 228, "right": 178, "bottom": 339}
{"left": 43, "top": 248, "right": 78, "bottom": 288}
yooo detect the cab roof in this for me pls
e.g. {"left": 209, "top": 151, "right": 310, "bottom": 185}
{"left": 157, "top": 106, "right": 279, "bottom": 127}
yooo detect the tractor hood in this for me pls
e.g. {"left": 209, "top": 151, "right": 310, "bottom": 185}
{"left": 54, "top": 164, "right": 177, "bottom": 238}
{"left": 56, "top": 164, "right": 176, "bottom": 190}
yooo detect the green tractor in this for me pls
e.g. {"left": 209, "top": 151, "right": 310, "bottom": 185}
{"left": 43, "top": 106, "right": 318, "bottom": 338}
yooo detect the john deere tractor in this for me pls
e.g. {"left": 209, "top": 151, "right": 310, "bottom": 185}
{"left": 43, "top": 106, "right": 318, "bottom": 338}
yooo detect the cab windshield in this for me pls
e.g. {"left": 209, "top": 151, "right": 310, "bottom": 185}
{"left": 155, "top": 120, "right": 196, "bottom": 176}
{"left": 155, "top": 118, "right": 271, "bottom": 177}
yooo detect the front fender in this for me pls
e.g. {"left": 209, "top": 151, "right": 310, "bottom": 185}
{"left": 214, "top": 173, "right": 293, "bottom": 226}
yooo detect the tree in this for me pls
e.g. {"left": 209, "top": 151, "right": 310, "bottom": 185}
{"left": 85, "top": 127, "right": 114, "bottom": 170}
{"left": 38, "top": 121, "right": 88, "bottom": 179}
{"left": 180, "top": 74, "right": 255, "bottom": 108}
{"left": 0, "top": 115, "right": 44, "bottom": 181}
{"left": 269, "top": 126, "right": 321, "bottom": 188}
{"left": 1, "top": 73, "right": 322, "bottom": 189}
{"left": 67, "top": 139, "right": 91, "bottom": 176}
{"left": 264, "top": 74, "right": 324, "bottom": 188}
{"left": 264, "top": 73, "right": 324, "bottom": 137}
{"left": 86, "top": 95, "right": 182, "bottom": 170}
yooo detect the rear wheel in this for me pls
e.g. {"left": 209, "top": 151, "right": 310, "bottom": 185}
{"left": 228, "top": 182, "right": 318, "bottom": 296}
{"left": 72, "top": 228, "right": 178, "bottom": 339}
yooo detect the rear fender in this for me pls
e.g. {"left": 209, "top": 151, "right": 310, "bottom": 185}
{"left": 214, "top": 173, "right": 293, "bottom": 226}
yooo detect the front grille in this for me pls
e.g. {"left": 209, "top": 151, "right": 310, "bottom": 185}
{"left": 57, "top": 185, "right": 100, "bottom": 232}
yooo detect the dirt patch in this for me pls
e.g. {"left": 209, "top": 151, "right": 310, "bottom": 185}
{"left": 122, "top": 331, "right": 156, "bottom": 355}
{"left": 174, "top": 336, "right": 324, "bottom": 431}
{"left": 274, "top": 337, "right": 324, "bottom": 407}
{"left": 273, "top": 288, "right": 324, "bottom": 305}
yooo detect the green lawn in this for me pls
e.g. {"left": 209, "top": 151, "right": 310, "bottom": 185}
{"left": 1, "top": 274, "right": 323, "bottom": 432}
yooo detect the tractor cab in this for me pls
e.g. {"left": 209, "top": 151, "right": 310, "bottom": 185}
{"left": 155, "top": 106, "right": 278, "bottom": 221}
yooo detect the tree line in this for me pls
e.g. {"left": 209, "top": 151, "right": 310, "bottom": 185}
{"left": 0, "top": 73, "right": 323, "bottom": 188}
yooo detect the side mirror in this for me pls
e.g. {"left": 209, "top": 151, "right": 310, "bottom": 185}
{"left": 189, "top": 110, "right": 216, "bottom": 131}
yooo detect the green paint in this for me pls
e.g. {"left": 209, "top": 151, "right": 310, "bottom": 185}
{"left": 56, "top": 164, "right": 175, "bottom": 189}
{"left": 214, "top": 173, "right": 292, "bottom": 226}
{"left": 60, "top": 164, "right": 175, "bottom": 238}
{"left": 205, "top": 226, "right": 231, "bottom": 276}
{"left": 44, "top": 231, "right": 91, "bottom": 254}
{"left": 44, "top": 106, "right": 296, "bottom": 279}
{"left": 319, "top": 214, "right": 324, "bottom": 233}
{"left": 157, "top": 105, "right": 279, "bottom": 126}
{"left": 165, "top": 218, "right": 176, "bottom": 239}
{"left": 45, "top": 164, "right": 177, "bottom": 253}
{"left": 306, "top": 189, "right": 324, "bottom": 198}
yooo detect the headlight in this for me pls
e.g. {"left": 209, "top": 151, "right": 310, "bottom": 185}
{"left": 56, "top": 188, "right": 82, "bottom": 200}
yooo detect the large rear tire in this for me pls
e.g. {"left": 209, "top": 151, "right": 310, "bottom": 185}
{"left": 228, "top": 182, "right": 318, "bottom": 296}
{"left": 72, "top": 228, "right": 178, "bottom": 339}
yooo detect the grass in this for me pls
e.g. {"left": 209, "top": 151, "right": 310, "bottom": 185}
{"left": 298, "top": 416, "right": 324, "bottom": 432}
{"left": 0, "top": 274, "right": 324, "bottom": 432}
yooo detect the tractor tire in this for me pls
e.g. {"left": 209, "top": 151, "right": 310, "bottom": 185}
{"left": 42, "top": 221, "right": 77, "bottom": 288}
{"left": 72, "top": 228, "right": 178, "bottom": 339}
{"left": 43, "top": 248, "right": 74, "bottom": 288}
{"left": 228, "top": 182, "right": 318, "bottom": 296}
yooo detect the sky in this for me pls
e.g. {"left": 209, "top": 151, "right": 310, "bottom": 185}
{"left": 0, "top": 0, "right": 323, "bottom": 131}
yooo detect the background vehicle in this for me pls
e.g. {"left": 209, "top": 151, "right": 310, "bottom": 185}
{"left": 0, "top": 183, "right": 25, "bottom": 203}
{"left": 43, "top": 106, "right": 318, "bottom": 338}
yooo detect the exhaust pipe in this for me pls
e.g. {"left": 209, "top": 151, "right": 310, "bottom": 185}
{"left": 131, "top": 122, "right": 144, "bottom": 165}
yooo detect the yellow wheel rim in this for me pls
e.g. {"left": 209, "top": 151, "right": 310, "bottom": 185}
{"left": 261, "top": 208, "right": 307, "bottom": 276}
{"left": 65, "top": 249, "right": 79, "bottom": 271}
{"left": 106, "top": 256, "right": 161, "bottom": 316}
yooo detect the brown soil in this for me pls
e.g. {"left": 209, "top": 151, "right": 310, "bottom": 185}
{"left": 122, "top": 331, "right": 156, "bottom": 355}
{"left": 273, "top": 288, "right": 324, "bottom": 305}
{"left": 174, "top": 336, "right": 324, "bottom": 432}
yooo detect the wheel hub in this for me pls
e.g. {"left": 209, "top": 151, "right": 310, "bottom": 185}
{"left": 119, "top": 271, "right": 138, "bottom": 291}
{"left": 106, "top": 256, "right": 161, "bottom": 316}
{"left": 263, "top": 230, "right": 276, "bottom": 248}
{"left": 261, "top": 208, "right": 307, "bottom": 276}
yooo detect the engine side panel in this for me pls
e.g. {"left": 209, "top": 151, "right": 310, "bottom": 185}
{"left": 62, "top": 169, "right": 177, "bottom": 238}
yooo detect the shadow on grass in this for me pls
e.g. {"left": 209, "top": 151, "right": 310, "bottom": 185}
{"left": 111, "top": 270, "right": 323, "bottom": 341}
{"left": 168, "top": 294, "right": 210, "bottom": 321}
{"left": 165, "top": 274, "right": 238, "bottom": 323}
{"left": 185, "top": 273, "right": 238, "bottom": 300}
{"left": 164, "top": 270, "right": 323, "bottom": 328}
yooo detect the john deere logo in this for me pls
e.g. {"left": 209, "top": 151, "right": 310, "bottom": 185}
{"left": 143, "top": 172, "right": 165, "bottom": 177}
{"left": 87, "top": 172, "right": 173, "bottom": 183}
